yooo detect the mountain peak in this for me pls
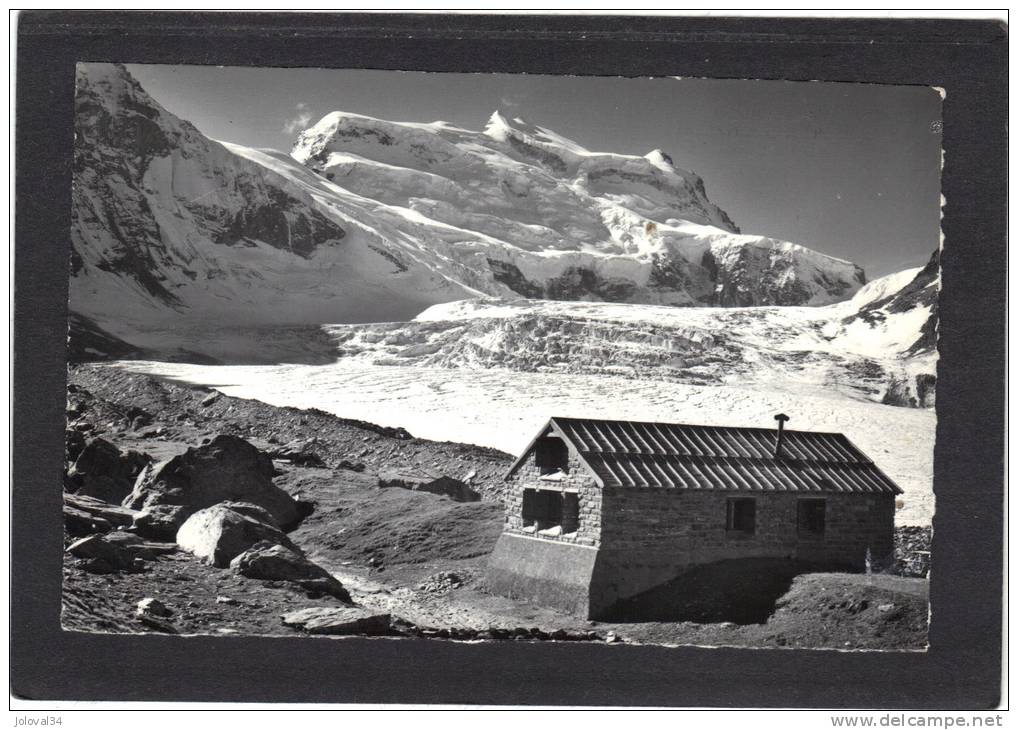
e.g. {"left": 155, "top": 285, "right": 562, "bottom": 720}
{"left": 486, "top": 109, "right": 535, "bottom": 129}
{"left": 486, "top": 109, "right": 509, "bottom": 126}
{"left": 484, "top": 108, "right": 538, "bottom": 138}
{"left": 484, "top": 109, "right": 589, "bottom": 153}
{"left": 645, "top": 149, "right": 674, "bottom": 167}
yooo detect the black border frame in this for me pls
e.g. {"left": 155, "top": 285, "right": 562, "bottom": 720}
{"left": 12, "top": 12, "right": 1007, "bottom": 707}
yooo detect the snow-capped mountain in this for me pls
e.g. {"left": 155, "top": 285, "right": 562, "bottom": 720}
{"left": 840, "top": 249, "right": 940, "bottom": 358}
{"left": 70, "top": 63, "right": 869, "bottom": 346}
{"left": 290, "top": 108, "right": 866, "bottom": 308}
{"left": 71, "top": 63, "right": 475, "bottom": 337}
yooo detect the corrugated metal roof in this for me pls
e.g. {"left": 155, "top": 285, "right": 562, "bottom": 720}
{"left": 509, "top": 417, "right": 902, "bottom": 495}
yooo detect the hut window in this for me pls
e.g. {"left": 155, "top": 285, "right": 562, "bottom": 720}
{"left": 726, "top": 498, "right": 756, "bottom": 534}
{"left": 561, "top": 492, "right": 580, "bottom": 534}
{"left": 535, "top": 437, "right": 569, "bottom": 475}
{"left": 797, "top": 499, "right": 826, "bottom": 537}
{"left": 521, "top": 488, "right": 579, "bottom": 535}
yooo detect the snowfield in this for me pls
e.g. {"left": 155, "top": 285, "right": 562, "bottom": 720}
{"left": 112, "top": 358, "right": 935, "bottom": 526}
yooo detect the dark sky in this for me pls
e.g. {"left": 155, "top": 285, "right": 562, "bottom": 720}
{"left": 128, "top": 63, "right": 943, "bottom": 278}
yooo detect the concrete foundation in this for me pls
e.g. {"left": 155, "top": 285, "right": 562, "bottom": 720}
{"left": 486, "top": 533, "right": 599, "bottom": 617}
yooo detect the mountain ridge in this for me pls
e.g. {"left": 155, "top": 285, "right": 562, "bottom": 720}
{"left": 289, "top": 104, "right": 865, "bottom": 307}
{"left": 71, "top": 62, "right": 873, "bottom": 337}
{"left": 71, "top": 63, "right": 474, "bottom": 331}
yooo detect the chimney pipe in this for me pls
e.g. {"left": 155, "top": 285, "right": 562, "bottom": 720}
{"left": 773, "top": 413, "right": 790, "bottom": 458}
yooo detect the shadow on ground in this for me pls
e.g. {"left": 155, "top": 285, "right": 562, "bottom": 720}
{"left": 603, "top": 558, "right": 840, "bottom": 625}
{"left": 67, "top": 314, "right": 343, "bottom": 366}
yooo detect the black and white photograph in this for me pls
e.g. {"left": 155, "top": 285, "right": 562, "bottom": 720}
{"left": 60, "top": 61, "right": 944, "bottom": 651}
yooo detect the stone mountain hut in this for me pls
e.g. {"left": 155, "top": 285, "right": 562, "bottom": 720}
{"left": 486, "top": 415, "right": 903, "bottom": 619}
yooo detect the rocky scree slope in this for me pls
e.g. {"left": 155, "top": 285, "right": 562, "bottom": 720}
{"left": 61, "top": 364, "right": 510, "bottom": 638}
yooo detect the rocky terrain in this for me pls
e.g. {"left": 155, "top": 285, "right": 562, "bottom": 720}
{"left": 62, "top": 365, "right": 930, "bottom": 649}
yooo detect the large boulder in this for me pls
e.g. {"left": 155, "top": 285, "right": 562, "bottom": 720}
{"left": 135, "top": 597, "right": 177, "bottom": 634}
{"left": 66, "top": 437, "right": 151, "bottom": 503}
{"left": 129, "top": 504, "right": 190, "bottom": 541}
{"left": 64, "top": 493, "right": 140, "bottom": 536}
{"left": 64, "top": 503, "right": 113, "bottom": 536}
{"left": 378, "top": 470, "right": 480, "bottom": 503}
{"left": 124, "top": 435, "right": 299, "bottom": 529}
{"left": 102, "top": 531, "right": 177, "bottom": 560}
{"left": 65, "top": 534, "right": 142, "bottom": 573}
{"left": 136, "top": 597, "right": 173, "bottom": 617}
{"left": 416, "top": 476, "right": 481, "bottom": 503}
{"left": 267, "top": 439, "right": 326, "bottom": 468}
{"left": 281, "top": 606, "right": 391, "bottom": 636}
{"left": 175, "top": 503, "right": 299, "bottom": 568}
{"left": 220, "top": 502, "right": 280, "bottom": 529}
{"left": 231, "top": 541, "right": 351, "bottom": 601}
{"left": 131, "top": 501, "right": 276, "bottom": 543}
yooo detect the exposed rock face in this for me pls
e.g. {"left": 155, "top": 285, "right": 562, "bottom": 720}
{"left": 66, "top": 437, "right": 151, "bottom": 503}
{"left": 231, "top": 541, "right": 351, "bottom": 601}
{"left": 64, "top": 525, "right": 171, "bottom": 574}
{"left": 72, "top": 63, "right": 347, "bottom": 325}
{"left": 487, "top": 260, "right": 640, "bottom": 303}
{"left": 701, "top": 244, "right": 864, "bottom": 307}
{"left": 378, "top": 470, "right": 480, "bottom": 503}
{"left": 102, "top": 531, "right": 177, "bottom": 560}
{"left": 66, "top": 313, "right": 147, "bottom": 364}
{"left": 882, "top": 373, "right": 937, "bottom": 409}
{"left": 175, "top": 502, "right": 299, "bottom": 568}
{"left": 124, "top": 435, "right": 300, "bottom": 529}
{"left": 281, "top": 606, "right": 392, "bottom": 636}
{"left": 483, "top": 245, "right": 865, "bottom": 308}
{"left": 129, "top": 504, "right": 189, "bottom": 541}
{"left": 64, "top": 502, "right": 114, "bottom": 537}
{"left": 845, "top": 249, "right": 941, "bottom": 356}
{"left": 65, "top": 534, "right": 143, "bottom": 573}
{"left": 64, "top": 493, "right": 140, "bottom": 536}
{"left": 267, "top": 439, "right": 326, "bottom": 468}
{"left": 219, "top": 502, "right": 281, "bottom": 529}
{"left": 417, "top": 476, "right": 481, "bottom": 503}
